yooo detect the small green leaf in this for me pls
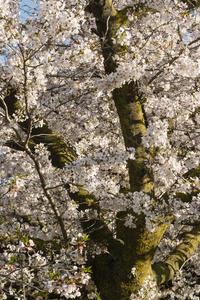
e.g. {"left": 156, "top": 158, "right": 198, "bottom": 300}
{"left": 49, "top": 272, "right": 54, "bottom": 280}
{"left": 8, "top": 257, "right": 15, "bottom": 264}
{"left": 96, "top": 292, "right": 102, "bottom": 300}
{"left": 83, "top": 266, "right": 92, "bottom": 273}
{"left": 83, "top": 233, "right": 89, "bottom": 242}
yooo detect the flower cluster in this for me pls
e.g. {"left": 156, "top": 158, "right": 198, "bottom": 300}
{"left": 1, "top": 0, "right": 200, "bottom": 299}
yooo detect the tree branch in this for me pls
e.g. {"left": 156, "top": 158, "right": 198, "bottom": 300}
{"left": 1, "top": 86, "right": 112, "bottom": 245}
{"left": 152, "top": 225, "right": 200, "bottom": 285}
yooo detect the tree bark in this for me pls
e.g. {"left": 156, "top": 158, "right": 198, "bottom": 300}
{"left": 152, "top": 225, "right": 200, "bottom": 285}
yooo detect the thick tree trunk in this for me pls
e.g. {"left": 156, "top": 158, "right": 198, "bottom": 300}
{"left": 85, "top": 1, "right": 200, "bottom": 298}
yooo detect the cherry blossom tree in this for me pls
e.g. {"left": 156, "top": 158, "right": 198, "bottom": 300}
{"left": 1, "top": 0, "right": 200, "bottom": 299}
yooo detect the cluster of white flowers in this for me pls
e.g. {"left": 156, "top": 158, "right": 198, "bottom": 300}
{"left": 142, "top": 118, "right": 168, "bottom": 149}
{"left": 1, "top": 0, "right": 200, "bottom": 298}
{"left": 0, "top": 233, "right": 91, "bottom": 299}
{"left": 130, "top": 274, "right": 157, "bottom": 300}
{"left": 65, "top": 147, "right": 134, "bottom": 196}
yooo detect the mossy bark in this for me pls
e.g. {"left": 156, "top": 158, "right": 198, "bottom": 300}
{"left": 85, "top": 1, "right": 168, "bottom": 297}
{"left": 86, "top": 0, "right": 200, "bottom": 298}
{"left": 112, "top": 82, "right": 154, "bottom": 193}
{"left": 1, "top": 87, "right": 76, "bottom": 168}
{"left": 152, "top": 225, "right": 200, "bottom": 285}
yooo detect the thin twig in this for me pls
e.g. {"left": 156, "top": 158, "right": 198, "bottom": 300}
{"left": 0, "top": 274, "right": 45, "bottom": 292}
